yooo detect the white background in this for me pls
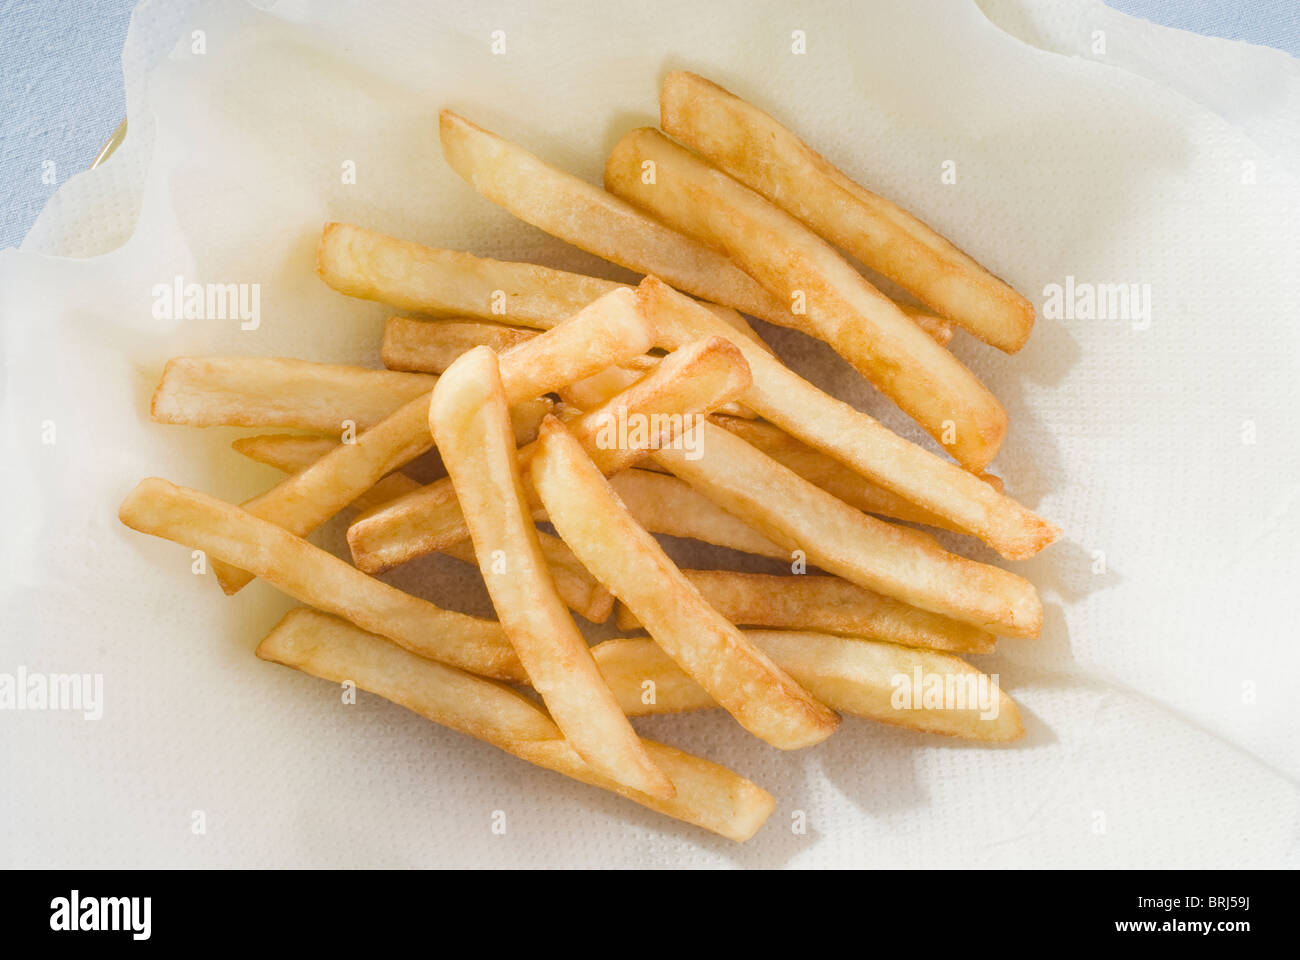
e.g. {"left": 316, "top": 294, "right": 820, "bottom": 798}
{"left": 2, "top": 0, "right": 1297, "bottom": 867}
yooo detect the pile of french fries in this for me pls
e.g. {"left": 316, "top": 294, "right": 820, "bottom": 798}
{"left": 119, "top": 72, "right": 1058, "bottom": 843}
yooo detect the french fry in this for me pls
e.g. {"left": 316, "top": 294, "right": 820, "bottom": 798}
{"left": 151, "top": 356, "right": 435, "bottom": 432}
{"left": 234, "top": 432, "right": 392, "bottom": 470}
{"left": 439, "top": 114, "right": 952, "bottom": 352}
{"left": 713, "top": 416, "right": 1005, "bottom": 534}
{"left": 383, "top": 316, "right": 534, "bottom": 373}
{"left": 607, "top": 469, "right": 786, "bottom": 559}
{"left": 316, "top": 222, "right": 770, "bottom": 352}
{"left": 532, "top": 417, "right": 839, "bottom": 749}
{"left": 116, "top": 478, "right": 523, "bottom": 680}
{"left": 211, "top": 391, "right": 440, "bottom": 594}
{"left": 441, "top": 535, "right": 614, "bottom": 625}
{"left": 347, "top": 336, "right": 752, "bottom": 572}
{"left": 641, "top": 279, "right": 1058, "bottom": 559}
{"left": 258, "top": 609, "right": 775, "bottom": 841}
{"left": 232, "top": 433, "right": 423, "bottom": 512}
{"left": 606, "top": 128, "right": 1007, "bottom": 471}
{"left": 556, "top": 363, "right": 648, "bottom": 410}
{"left": 651, "top": 424, "right": 1043, "bottom": 638}
{"left": 323, "top": 459, "right": 790, "bottom": 570}
{"left": 317, "top": 222, "right": 618, "bottom": 329}
{"left": 384, "top": 316, "right": 757, "bottom": 419}
{"left": 637, "top": 414, "right": 1005, "bottom": 518}
{"left": 430, "top": 347, "right": 672, "bottom": 797}
{"left": 231, "top": 433, "right": 613, "bottom": 622}
{"left": 904, "top": 308, "right": 955, "bottom": 346}
{"left": 591, "top": 633, "right": 1023, "bottom": 742}
{"left": 230, "top": 411, "right": 790, "bottom": 567}
{"left": 385, "top": 314, "right": 656, "bottom": 377}
{"left": 152, "top": 356, "right": 551, "bottom": 441}
{"left": 240, "top": 439, "right": 790, "bottom": 569}
{"left": 212, "top": 289, "right": 654, "bottom": 593}
{"left": 660, "top": 71, "right": 1034, "bottom": 352}
{"left": 489, "top": 288, "right": 655, "bottom": 402}
{"left": 124, "top": 71, "right": 1066, "bottom": 841}
{"left": 379, "top": 313, "right": 938, "bottom": 391}
{"left": 440, "top": 109, "right": 799, "bottom": 328}
{"left": 614, "top": 570, "right": 995, "bottom": 655}
{"left": 558, "top": 362, "right": 754, "bottom": 419}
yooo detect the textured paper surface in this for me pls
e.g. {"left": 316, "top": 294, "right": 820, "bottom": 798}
{"left": 2, "top": 0, "right": 1297, "bottom": 867}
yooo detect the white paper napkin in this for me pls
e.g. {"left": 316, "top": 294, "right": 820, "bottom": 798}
{"left": 3, "top": 0, "right": 1296, "bottom": 867}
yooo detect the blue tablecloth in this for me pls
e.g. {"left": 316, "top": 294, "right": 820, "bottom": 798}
{"left": 2, "top": 0, "right": 1297, "bottom": 248}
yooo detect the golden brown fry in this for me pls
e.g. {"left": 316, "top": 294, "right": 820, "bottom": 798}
{"left": 712, "top": 416, "right": 1000, "bottom": 534}
{"left": 606, "top": 129, "right": 1007, "bottom": 470}
{"left": 431, "top": 348, "right": 672, "bottom": 797}
{"left": 211, "top": 391, "right": 440, "bottom": 595}
{"left": 234, "top": 432, "right": 377, "bottom": 468}
{"left": 317, "top": 222, "right": 619, "bottom": 329}
{"left": 641, "top": 279, "right": 1057, "bottom": 559}
{"left": 556, "top": 364, "right": 645, "bottom": 411}
{"left": 347, "top": 468, "right": 479, "bottom": 574}
{"left": 384, "top": 314, "right": 652, "bottom": 377}
{"left": 383, "top": 316, "right": 534, "bottom": 373}
{"left": 607, "top": 469, "right": 786, "bottom": 559}
{"left": 316, "top": 222, "right": 770, "bottom": 352}
{"left": 532, "top": 417, "right": 839, "bottom": 750}
{"left": 440, "top": 535, "right": 614, "bottom": 625}
{"left": 232, "top": 433, "right": 423, "bottom": 512}
{"left": 231, "top": 433, "right": 612, "bottom": 622}
{"left": 151, "top": 356, "right": 435, "bottom": 431}
{"left": 559, "top": 362, "right": 755, "bottom": 419}
{"left": 153, "top": 356, "right": 551, "bottom": 444}
{"left": 660, "top": 71, "right": 1034, "bottom": 352}
{"left": 904, "top": 308, "right": 955, "bottom": 346}
{"left": 212, "top": 289, "right": 653, "bottom": 594}
{"left": 384, "top": 315, "right": 755, "bottom": 418}
{"left": 614, "top": 570, "right": 995, "bottom": 655}
{"left": 117, "top": 478, "right": 522, "bottom": 680}
{"left": 439, "top": 115, "right": 945, "bottom": 352}
{"left": 592, "top": 632, "right": 1023, "bottom": 741}
{"left": 528, "top": 340, "right": 749, "bottom": 475}
{"left": 212, "top": 392, "right": 550, "bottom": 594}
{"left": 335, "top": 459, "right": 788, "bottom": 570}
{"left": 493, "top": 287, "right": 655, "bottom": 402}
{"left": 440, "top": 109, "right": 798, "bottom": 327}
{"left": 259, "top": 609, "right": 775, "bottom": 841}
{"left": 347, "top": 336, "right": 752, "bottom": 572}
{"left": 651, "top": 424, "right": 1042, "bottom": 638}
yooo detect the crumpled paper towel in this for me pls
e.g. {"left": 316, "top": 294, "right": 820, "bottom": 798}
{"left": 2, "top": 0, "right": 1297, "bottom": 868}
